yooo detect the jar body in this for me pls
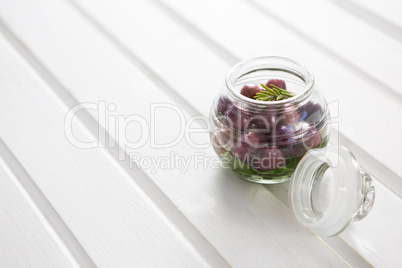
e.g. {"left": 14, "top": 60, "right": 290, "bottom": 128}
{"left": 210, "top": 56, "right": 330, "bottom": 184}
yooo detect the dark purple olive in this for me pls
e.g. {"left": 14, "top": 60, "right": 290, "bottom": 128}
{"left": 236, "top": 108, "right": 277, "bottom": 132}
{"left": 288, "top": 126, "right": 321, "bottom": 158}
{"left": 210, "top": 133, "right": 226, "bottom": 154}
{"left": 275, "top": 107, "right": 300, "bottom": 126}
{"left": 217, "top": 95, "right": 232, "bottom": 116}
{"left": 245, "top": 113, "right": 276, "bottom": 131}
{"left": 274, "top": 123, "right": 311, "bottom": 158}
{"left": 266, "top": 79, "right": 286, "bottom": 90}
{"left": 293, "top": 121, "right": 310, "bottom": 134}
{"left": 216, "top": 126, "right": 238, "bottom": 150}
{"left": 303, "top": 126, "right": 322, "bottom": 149}
{"left": 298, "top": 101, "right": 323, "bottom": 125}
{"left": 240, "top": 84, "right": 261, "bottom": 99}
{"left": 232, "top": 142, "right": 251, "bottom": 163}
{"left": 270, "top": 124, "right": 294, "bottom": 146}
{"left": 224, "top": 105, "right": 249, "bottom": 130}
{"left": 237, "top": 132, "right": 266, "bottom": 156}
{"left": 224, "top": 103, "right": 278, "bottom": 132}
{"left": 251, "top": 146, "right": 285, "bottom": 171}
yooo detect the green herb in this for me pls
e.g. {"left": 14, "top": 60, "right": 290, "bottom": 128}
{"left": 317, "top": 135, "right": 329, "bottom": 149}
{"left": 222, "top": 151, "right": 257, "bottom": 176}
{"left": 254, "top": 84, "right": 295, "bottom": 101}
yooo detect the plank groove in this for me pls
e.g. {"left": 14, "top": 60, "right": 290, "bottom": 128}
{"left": 148, "top": 0, "right": 402, "bottom": 190}
{"left": 0, "top": 30, "right": 227, "bottom": 267}
{"left": 0, "top": 139, "right": 81, "bottom": 268}
{"left": 0, "top": 0, "right": 353, "bottom": 266}
{"left": 338, "top": 0, "right": 402, "bottom": 37}
{"left": 245, "top": 0, "right": 402, "bottom": 99}
{"left": 0, "top": 0, "right": 401, "bottom": 266}
{"left": 61, "top": 0, "right": 402, "bottom": 266}
{"left": 143, "top": 0, "right": 402, "bottom": 197}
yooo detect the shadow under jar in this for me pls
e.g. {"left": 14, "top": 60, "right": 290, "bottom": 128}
{"left": 210, "top": 56, "right": 330, "bottom": 184}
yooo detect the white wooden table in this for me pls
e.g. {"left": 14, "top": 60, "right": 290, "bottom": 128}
{"left": 0, "top": 0, "right": 401, "bottom": 267}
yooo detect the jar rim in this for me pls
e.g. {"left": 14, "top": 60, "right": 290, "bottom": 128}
{"left": 225, "top": 56, "right": 315, "bottom": 105}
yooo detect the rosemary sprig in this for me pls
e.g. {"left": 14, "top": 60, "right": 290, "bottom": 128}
{"left": 254, "top": 84, "right": 295, "bottom": 101}
{"left": 261, "top": 84, "right": 276, "bottom": 95}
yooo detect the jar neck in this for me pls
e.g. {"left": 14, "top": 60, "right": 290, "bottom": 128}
{"left": 225, "top": 56, "right": 315, "bottom": 111}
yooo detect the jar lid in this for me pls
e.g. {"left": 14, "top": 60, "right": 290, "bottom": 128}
{"left": 289, "top": 145, "right": 375, "bottom": 237}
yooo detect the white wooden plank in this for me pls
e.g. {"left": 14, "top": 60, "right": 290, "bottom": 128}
{"left": 267, "top": 176, "right": 402, "bottom": 268}
{"left": 69, "top": 1, "right": 402, "bottom": 191}
{"left": 0, "top": 144, "right": 77, "bottom": 268}
{"left": 246, "top": 0, "right": 402, "bottom": 99}
{"left": 0, "top": 34, "right": 226, "bottom": 268}
{"left": 340, "top": 181, "right": 402, "bottom": 267}
{"left": 144, "top": 0, "right": 402, "bottom": 190}
{"left": 44, "top": 0, "right": 402, "bottom": 266}
{"left": 0, "top": 0, "right": 352, "bottom": 266}
{"left": 345, "top": 0, "right": 402, "bottom": 30}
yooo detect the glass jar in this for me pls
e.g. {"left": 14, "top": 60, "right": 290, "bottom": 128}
{"left": 210, "top": 56, "right": 330, "bottom": 184}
